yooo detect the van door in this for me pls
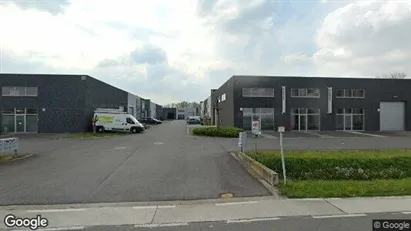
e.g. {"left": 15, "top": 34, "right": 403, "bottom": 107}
{"left": 112, "top": 115, "right": 126, "bottom": 131}
{"left": 125, "top": 117, "right": 135, "bottom": 131}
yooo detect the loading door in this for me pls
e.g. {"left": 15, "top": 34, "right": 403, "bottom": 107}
{"left": 380, "top": 102, "right": 405, "bottom": 131}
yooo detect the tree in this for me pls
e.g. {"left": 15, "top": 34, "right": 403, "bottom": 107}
{"left": 377, "top": 71, "right": 407, "bottom": 79}
{"left": 163, "top": 101, "right": 201, "bottom": 108}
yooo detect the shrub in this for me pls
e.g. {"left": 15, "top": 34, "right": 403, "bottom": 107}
{"left": 192, "top": 127, "right": 244, "bottom": 138}
{"left": 247, "top": 150, "right": 411, "bottom": 180}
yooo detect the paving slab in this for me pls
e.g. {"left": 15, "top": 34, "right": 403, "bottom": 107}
{"left": 326, "top": 197, "right": 411, "bottom": 214}
{"left": 153, "top": 200, "right": 343, "bottom": 223}
{"left": 0, "top": 207, "right": 156, "bottom": 229}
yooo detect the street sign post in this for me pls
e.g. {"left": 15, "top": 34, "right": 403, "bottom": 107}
{"left": 252, "top": 121, "right": 261, "bottom": 136}
{"left": 278, "top": 126, "right": 287, "bottom": 184}
{"left": 238, "top": 132, "right": 247, "bottom": 152}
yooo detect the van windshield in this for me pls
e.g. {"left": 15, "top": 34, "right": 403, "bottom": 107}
{"left": 129, "top": 115, "right": 140, "bottom": 124}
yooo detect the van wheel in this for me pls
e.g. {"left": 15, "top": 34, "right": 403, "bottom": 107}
{"left": 97, "top": 126, "right": 105, "bottom": 133}
{"left": 131, "top": 127, "right": 139, "bottom": 134}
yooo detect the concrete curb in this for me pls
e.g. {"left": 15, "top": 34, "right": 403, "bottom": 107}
{"left": 230, "top": 152, "right": 280, "bottom": 197}
{"left": 0, "top": 153, "right": 34, "bottom": 164}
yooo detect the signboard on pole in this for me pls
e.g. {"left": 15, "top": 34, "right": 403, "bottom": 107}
{"left": 278, "top": 126, "right": 285, "bottom": 133}
{"left": 238, "top": 132, "right": 247, "bottom": 152}
{"left": 281, "top": 86, "right": 286, "bottom": 114}
{"left": 327, "top": 87, "right": 332, "bottom": 114}
{"left": 252, "top": 121, "right": 261, "bottom": 135}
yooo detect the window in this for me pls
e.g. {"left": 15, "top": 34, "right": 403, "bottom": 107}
{"left": 178, "top": 110, "right": 185, "bottom": 112}
{"left": 2, "top": 87, "right": 38, "bottom": 96}
{"left": 242, "top": 88, "right": 274, "bottom": 97}
{"left": 291, "top": 108, "right": 320, "bottom": 131}
{"left": 126, "top": 118, "right": 135, "bottom": 124}
{"left": 221, "top": 93, "right": 226, "bottom": 102}
{"left": 336, "top": 89, "right": 365, "bottom": 98}
{"left": 291, "top": 88, "right": 320, "bottom": 98}
{"left": 336, "top": 108, "right": 365, "bottom": 130}
{"left": 1, "top": 108, "right": 39, "bottom": 133}
{"left": 26, "top": 87, "right": 38, "bottom": 96}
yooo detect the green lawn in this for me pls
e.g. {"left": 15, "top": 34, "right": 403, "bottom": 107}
{"left": 278, "top": 178, "right": 411, "bottom": 198}
{"left": 0, "top": 154, "right": 28, "bottom": 163}
{"left": 67, "top": 133, "right": 127, "bottom": 139}
{"left": 246, "top": 149, "right": 411, "bottom": 198}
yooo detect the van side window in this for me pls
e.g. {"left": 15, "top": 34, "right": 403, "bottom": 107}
{"left": 126, "top": 118, "right": 134, "bottom": 124}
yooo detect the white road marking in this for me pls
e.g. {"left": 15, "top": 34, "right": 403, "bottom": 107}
{"left": 133, "top": 206, "right": 157, "bottom": 209}
{"left": 134, "top": 222, "right": 188, "bottom": 228}
{"left": 12, "top": 226, "right": 85, "bottom": 231}
{"left": 345, "top": 131, "right": 386, "bottom": 137}
{"left": 153, "top": 142, "right": 164, "bottom": 145}
{"left": 216, "top": 201, "right": 258, "bottom": 206}
{"left": 27, "top": 208, "right": 85, "bottom": 213}
{"left": 227, "top": 217, "right": 280, "bottom": 223}
{"left": 114, "top": 147, "right": 126, "bottom": 150}
{"left": 312, "top": 214, "right": 366, "bottom": 219}
{"left": 402, "top": 211, "right": 411, "bottom": 214}
{"left": 158, "top": 205, "right": 177, "bottom": 208}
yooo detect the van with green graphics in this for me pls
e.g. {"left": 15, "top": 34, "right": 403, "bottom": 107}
{"left": 93, "top": 108, "right": 145, "bottom": 133}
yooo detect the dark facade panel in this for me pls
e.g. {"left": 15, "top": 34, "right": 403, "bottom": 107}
{"left": 0, "top": 74, "right": 88, "bottom": 133}
{"left": 156, "top": 104, "right": 163, "bottom": 120}
{"left": 84, "top": 76, "right": 128, "bottom": 132}
{"left": 162, "top": 108, "right": 176, "bottom": 120}
{"left": 144, "top": 99, "right": 151, "bottom": 118}
{"left": 226, "top": 76, "right": 411, "bottom": 131}
{"left": 213, "top": 79, "right": 235, "bottom": 127}
{"left": 0, "top": 74, "right": 132, "bottom": 133}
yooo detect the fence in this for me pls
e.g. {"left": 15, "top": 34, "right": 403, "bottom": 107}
{"left": 0, "top": 137, "right": 19, "bottom": 155}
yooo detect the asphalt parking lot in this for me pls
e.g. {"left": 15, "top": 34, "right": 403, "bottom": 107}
{"left": 0, "top": 120, "right": 269, "bottom": 206}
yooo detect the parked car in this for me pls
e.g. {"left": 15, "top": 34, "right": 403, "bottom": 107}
{"left": 140, "top": 118, "right": 162, "bottom": 125}
{"left": 187, "top": 117, "right": 201, "bottom": 124}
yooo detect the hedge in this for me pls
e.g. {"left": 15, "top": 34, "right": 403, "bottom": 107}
{"left": 247, "top": 150, "right": 411, "bottom": 180}
{"left": 192, "top": 127, "right": 244, "bottom": 138}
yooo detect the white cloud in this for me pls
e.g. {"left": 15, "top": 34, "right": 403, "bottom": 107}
{"left": 314, "top": 0, "right": 411, "bottom": 76}
{"left": 1, "top": 0, "right": 410, "bottom": 104}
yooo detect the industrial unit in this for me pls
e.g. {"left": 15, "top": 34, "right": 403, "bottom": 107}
{"left": 0, "top": 74, "right": 162, "bottom": 133}
{"left": 204, "top": 75, "right": 411, "bottom": 131}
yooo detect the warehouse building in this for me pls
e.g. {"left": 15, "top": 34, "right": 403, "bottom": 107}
{"left": 0, "top": 74, "right": 162, "bottom": 133}
{"left": 209, "top": 75, "right": 411, "bottom": 131}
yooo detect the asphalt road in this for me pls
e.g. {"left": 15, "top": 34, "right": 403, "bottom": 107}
{"left": 72, "top": 213, "right": 411, "bottom": 231}
{"left": 0, "top": 120, "right": 269, "bottom": 205}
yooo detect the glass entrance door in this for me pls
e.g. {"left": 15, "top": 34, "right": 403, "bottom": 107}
{"left": 299, "top": 115, "right": 307, "bottom": 131}
{"left": 16, "top": 115, "right": 25, "bottom": 132}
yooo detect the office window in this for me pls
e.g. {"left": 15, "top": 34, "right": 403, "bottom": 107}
{"left": 2, "top": 87, "right": 38, "bottom": 97}
{"left": 242, "top": 88, "right": 274, "bottom": 97}
{"left": 336, "top": 89, "right": 365, "bottom": 98}
{"left": 291, "top": 88, "right": 320, "bottom": 98}
{"left": 221, "top": 93, "right": 226, "bottom": 102}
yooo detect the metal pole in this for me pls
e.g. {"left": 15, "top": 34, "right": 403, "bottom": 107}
{"left": 280, "top": 132, "right": 287, "bottom": 184}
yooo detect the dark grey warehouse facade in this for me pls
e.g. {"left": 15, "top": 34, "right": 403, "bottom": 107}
{"left": 0, "top": 74, "right": 162, "bottom": 133}
{"left": 210, "top": 75, "right": 411, "bottom": 132}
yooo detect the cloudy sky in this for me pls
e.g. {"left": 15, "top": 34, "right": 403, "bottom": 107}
{"left": 1, "top": 0, "right": 410, "bottom": 105}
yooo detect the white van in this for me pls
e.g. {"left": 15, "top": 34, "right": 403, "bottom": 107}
{"left": 93, "top": 109, "right": 145, "bottom": 133}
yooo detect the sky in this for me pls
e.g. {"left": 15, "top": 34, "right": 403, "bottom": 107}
{"left": 1, "top": 0, "right": 410, "bottom": 105}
